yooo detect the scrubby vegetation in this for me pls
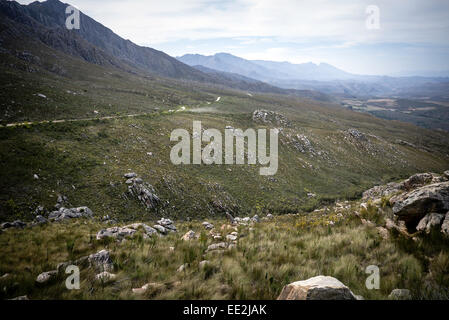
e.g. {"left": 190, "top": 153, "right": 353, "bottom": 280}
{"left": 1, "top": 202, "right": 448, "bottom": 300}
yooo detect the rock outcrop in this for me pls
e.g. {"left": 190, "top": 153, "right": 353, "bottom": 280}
{"left": 125, "top": 173, "right": 160, "bottom": 210}
{"left": 277, "top": 276, "right": 357, "bottom": 300}
{"left": 96, "top": 223, "right": 158, "bottom": 240}
{"left": 48, "top": 206, "right": 93, "bottom": 221}
{"left": 390, "top": 181, "right": 449, "bottom": 225}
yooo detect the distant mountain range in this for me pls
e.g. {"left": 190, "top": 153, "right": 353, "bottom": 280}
{"left": 178, "top": 53, "right": 449, "bottom": 99}
{"left": 178, "top": 53, "right": 354, "bottom": 82}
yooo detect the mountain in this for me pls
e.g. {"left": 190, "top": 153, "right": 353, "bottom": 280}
{"left": 251, "top": 60, "right": 354, "bottom": 81}
{"left": 0, "top": 0, "right": 210, "bottom": 81}
{"left": 178, "top": 53, "right": 355, "bottom": 82}
{"left": 178, "top": 52, "right": 449, "bottom": 100}
{"left": 178, "top": 52, "right": 289, "bottom": 82}
{"left": 0, "top": 0, "right": 331, "bottom": 101}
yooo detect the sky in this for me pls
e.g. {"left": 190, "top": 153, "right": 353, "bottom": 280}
{"left": 16, "top": 0, "right": 449, "bottom": 76}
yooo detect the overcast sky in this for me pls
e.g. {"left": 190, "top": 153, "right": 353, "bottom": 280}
{"left": 17, "top": 0, "right": 449, "bottom": 76}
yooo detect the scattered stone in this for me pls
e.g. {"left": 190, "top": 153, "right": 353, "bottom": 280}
{"left": 266, "top": 214, "right": 274, "bottom": 219}
{"left": 177, "top": 264, "right": 187, "bottom": 272}
{"left": 199, "top": 260, "right": 210, "bottom": 269}
{"left": 157, "top": 218, "right": 177, "bottom": 232}
{"left": 36, "top": 270, "right": 58, "bottom": 284}
{"left": 206, "top": 242, "right": 228, "bottom": 252}
{"left": 132, "top": 282, "right": 164, "bottom": 294}
{"left": 153, "top": 224, "right": 167, "bottom": 235}
{"left": 48, "top": 207, "right": 93, "bottom": 221}
{"left": 388, "top": 289, "right": 411, "bottom": 300}
{"left": 277, "top": 276, "right": 357, "bottom": 300}
{"left": 252, "top": 110, "right": 290, "bottom": 127}
{"left": 88, "top": 250, "right": 114, "bottom": 272}
{"left": 124, "top": 172, "right": 137, "bottom": 178}
{"left": 202, "top": 221, "right": 214, "bottom": 230}
{"left": 95, "top": 271, "right": 116, "bottom": 282}
{"left": 34, "top": 215, "right": 48, "bottom": 225}
{"left": 347, "top": 128, "right": 366, "bottom": 141}
{"left": 307, "top": 192, "right": 316, "bottom": 198}
{"left": 10, "top": 295, "right": 29, "bottom": 300}
{"left": 226, "top": 234, "right": 238, "bottom": 241}
{"left": 33, "top": 174, "right": 39, "bottom": 180}
{"left": 1, "top": 220, "right": 26, "bottom": 230}
{"left": 181, "top": 230, "right": 197, "bottom": 241}
{"left": 416, "top": 212, "right": 445, "bottom": 234}
{"left": 251, "top": 215, "right": 260, "bottom": 223}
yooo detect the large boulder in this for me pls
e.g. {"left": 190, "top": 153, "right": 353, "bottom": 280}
{"left": 277, "top": 276, "right": 357, "bottom": 300}
{"left": 391, "top": 182, "right": 449, "bottom": 226}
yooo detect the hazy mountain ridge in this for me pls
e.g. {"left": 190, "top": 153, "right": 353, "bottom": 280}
{"left": 178, "top": 52, "right": 449, "bottom": 99}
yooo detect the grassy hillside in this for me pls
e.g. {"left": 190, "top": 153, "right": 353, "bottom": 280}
{"left": 1, "top": 202, "right": 448, "bottom": 300}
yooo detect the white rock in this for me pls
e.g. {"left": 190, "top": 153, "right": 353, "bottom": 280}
{"left": 277, "top": 276, "right": 357, "bottom": 300}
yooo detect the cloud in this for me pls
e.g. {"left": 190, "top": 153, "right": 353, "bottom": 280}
{"left": 15, "top": 0, "right": 449, "bottom": 74}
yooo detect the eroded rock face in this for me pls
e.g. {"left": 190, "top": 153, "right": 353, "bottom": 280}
{"left": 48, "top": 207, "right": 93, "bottom": 221}
{"left": 391, "top": 182, "right": 449, "bottom": 225}
{"left": 277, "top": 276, "right": 357, "bottom": 300}
{"left": 128, "top": 181, "right": 161, "bottom": 210}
